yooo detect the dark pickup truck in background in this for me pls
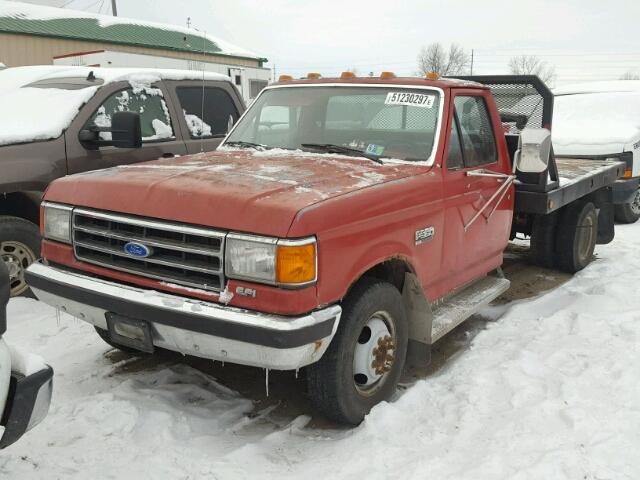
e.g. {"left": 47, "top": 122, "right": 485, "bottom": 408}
{"left": 0, "top": 66, "right": 245, "bottom": 296}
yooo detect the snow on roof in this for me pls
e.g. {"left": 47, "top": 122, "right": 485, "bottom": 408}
{"left": 0, "top": 1, "right": 266, "bottom": 61}
{"left": 552, "top": 90, "right": 640, "bottom": 152}
{"left": 0, "top": 65, "right": 230, "bottom": 146}
{"left": 554, "top": 80, "right": 640, "bottom": 96}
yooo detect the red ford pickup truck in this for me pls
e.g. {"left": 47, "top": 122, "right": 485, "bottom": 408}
{"left": 25, "top": 74, "right": 623, "bottom": 424}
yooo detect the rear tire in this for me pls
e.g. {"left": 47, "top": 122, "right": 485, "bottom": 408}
{"left": 0, "top": 216, "right": 40, "bottom": 298}
{"left": 614, "top": 189, "right": 640, "bottom": 224}
{"left": 94, "top": 326, "right": 149, "bottom": 355}
{"left": 529, "top": 212, "right": 558, "bottom": 268}
{"left": 556, "top": 202, "right": 598, "bottom": 273}
{"left": 306, "top": 279, "right": 408, "bottom": 426}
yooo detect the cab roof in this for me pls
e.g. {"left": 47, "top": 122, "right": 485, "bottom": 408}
{"left": 271, "top": 75, "right": 486, "bottom": 90}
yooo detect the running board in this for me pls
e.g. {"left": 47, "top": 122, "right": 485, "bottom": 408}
{"left": 431, "top": 277, "right": 510, "bottom": 343}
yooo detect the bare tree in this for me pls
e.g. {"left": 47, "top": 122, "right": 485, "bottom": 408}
{"left": 620, "top": 70, "right": 640, "bottom": 80}
{"left": 508, "top": 55, "right": 556, "bottom": 85}
{"left": 417, "top": 43, "right": 470, "bottom": 76}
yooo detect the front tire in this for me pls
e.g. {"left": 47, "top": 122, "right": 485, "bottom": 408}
{"left": 614, "top": 189, "right": 640, "bottom": 224}
{"left": 306, "top": 279, "right": 408, "bottom": 425}
{"left": 0, "top": 216, "right": 40, "bottom": 297}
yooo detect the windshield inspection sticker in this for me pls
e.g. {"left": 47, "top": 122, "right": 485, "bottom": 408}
{"left": 385, "top": 92, "right": 435, "bottom": 108}
{"left": 365, "top": 144, "right": 385, "bottom": 156}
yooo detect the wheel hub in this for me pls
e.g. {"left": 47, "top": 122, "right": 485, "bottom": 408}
{"left": 353, "top": 315, "right": 395, "bottom": 390}
{"left": 1, "top": 241, "right": 37, "bottom": 296}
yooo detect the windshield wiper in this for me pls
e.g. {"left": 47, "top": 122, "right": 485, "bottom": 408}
{"left": 224, "top": 140, "right": 268, "bottom": 151}
{"left": 300, "top": 143, "right": 384, "bottom": 165}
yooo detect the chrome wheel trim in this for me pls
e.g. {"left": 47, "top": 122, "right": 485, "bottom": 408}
{"left": 1, "top": 240, "right": 37, "bottom": 296}
{"left": 353, "top": 311, "right": 396, "bottom": 396}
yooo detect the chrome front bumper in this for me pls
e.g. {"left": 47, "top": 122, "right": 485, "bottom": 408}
{"left": 26, "top": 261, "right": 341, "bottom": 370}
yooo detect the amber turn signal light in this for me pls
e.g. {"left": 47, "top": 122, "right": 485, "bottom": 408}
{"left": 623, "top": 169, "right": 633, "bottom": 178}
{"left": 276, "top": 243, "right": 316, "bottom": 285}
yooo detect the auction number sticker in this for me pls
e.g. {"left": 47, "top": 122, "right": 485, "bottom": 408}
{"left": 385, "top": 92, "right": 435, "bottom": 108}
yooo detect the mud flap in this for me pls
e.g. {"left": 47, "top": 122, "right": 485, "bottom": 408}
{"left": 402, "top": 273, "right": 433, "bottom": 369}
{"left": 597, "top": 202, "right": 615, "bottom": 245}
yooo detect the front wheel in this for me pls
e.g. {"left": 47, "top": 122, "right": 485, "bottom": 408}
{"left": 0, "top": 217, "right": 40, "bottom": 297}
{"left": 614, "top": 189, "right": 640, "bottom": 224}
{"left": 306, "top": 279, "right": 408, "bottom": 425}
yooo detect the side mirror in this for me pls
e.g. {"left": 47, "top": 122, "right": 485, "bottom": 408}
{"left": 514, "top": 128, "right": 551, "bottom": 174}
{"left": 513, "top": 128, "right": 559, "bottom": 192}
{"left": 111, "top": 111, "right": 142, "bottom": 149}
{"left": 79, "top": 111, "right": 142, "bottom": 150}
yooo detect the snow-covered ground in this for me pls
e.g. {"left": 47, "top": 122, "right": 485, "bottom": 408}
{"left": 2, "top": 224, "right": 640, "bottom": 479}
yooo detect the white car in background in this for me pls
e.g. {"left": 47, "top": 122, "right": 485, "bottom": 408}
{"left": 0, "top": 259, "right": 52, "bottom": 448}
{"left": 553, "top": 81, "right": 640, "bottom": 223}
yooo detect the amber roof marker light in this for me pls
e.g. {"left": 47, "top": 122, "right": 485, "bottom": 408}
{"left": 425, "top": 71, "right": 440, "bottom": 80}
{"left": 380, "top": 71, "right": 397, "bottom": 79}
{"left": 306, "top": 72, "right": 321, "bottom": 79}
{"left": 340, "top": 71, "right": 356, "bottom": 79}
{"left": 278, "top": 74, "right": 293, "bottom": 82}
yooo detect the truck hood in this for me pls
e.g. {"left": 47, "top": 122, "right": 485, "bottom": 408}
{"left": 45, "top": 149, "right": 424, "bottom": 237}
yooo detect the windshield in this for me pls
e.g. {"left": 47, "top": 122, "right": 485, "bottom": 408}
{"left": 225, "top": 86, "right": 442, "bottom": 162}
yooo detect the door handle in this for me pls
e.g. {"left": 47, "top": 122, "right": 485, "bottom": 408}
{"left": 161, "top": 153, "right": 175, "bottom": 158}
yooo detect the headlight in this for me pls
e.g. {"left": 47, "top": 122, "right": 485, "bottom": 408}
{"left": 225, "top": 234, "right": 316, "bottom": 286}
{"left": 42, "top": 202, "right": 72, "bottom": 244}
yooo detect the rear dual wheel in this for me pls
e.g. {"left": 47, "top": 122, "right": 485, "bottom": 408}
{"left": 306, "top": 279, "right": 408, "bottom": 425}
{"left": 530, "top": 202, "right": 598, "bottom": 273}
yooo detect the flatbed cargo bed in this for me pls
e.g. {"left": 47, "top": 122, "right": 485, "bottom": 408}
{"left": 515, "top": 158, "right": 625, "bottom": 214}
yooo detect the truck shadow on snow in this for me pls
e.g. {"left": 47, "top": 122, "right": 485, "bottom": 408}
{"left": 103, "top": 243, "right": 571, "bottom": 429}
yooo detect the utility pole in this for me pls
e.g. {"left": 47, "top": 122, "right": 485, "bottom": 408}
{"left": 273, "top": 64, "right": 276, "bottom": 82}
{"left": 110, "top": 0, "right": 117, "bottom": 16}
{"left": 470, "top": 49, "right": 474, "bottom": 75}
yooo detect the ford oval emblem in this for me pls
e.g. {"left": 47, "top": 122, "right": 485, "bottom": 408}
{"left": 124, "top": 242, "right": 153, "bottom": 258}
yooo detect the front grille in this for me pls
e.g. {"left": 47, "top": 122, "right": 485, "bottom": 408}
{"left": 72, "top": 209, "right": 225, "bottom": 291}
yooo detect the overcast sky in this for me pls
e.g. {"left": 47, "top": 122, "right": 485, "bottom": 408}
{"left": 17, "top": 0, "right": 640, "bottom": 85}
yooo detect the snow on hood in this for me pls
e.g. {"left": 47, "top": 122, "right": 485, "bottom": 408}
{"left": 0, "top": 66, "right": 229, "bottom": 147}
{"left": 552, "top": 91, "right": 640, "bottom": 154}
{"left": 45, "top": 150, "right": 423, "bottom": 237}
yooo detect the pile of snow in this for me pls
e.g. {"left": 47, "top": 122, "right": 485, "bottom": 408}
{"left": 2, "top": 223, "right": 640, "bottom": 478}
{"left": 0, "top": 1, "right": 263, "bottom": 60}
{"left": 0, "top": 66, "right": 229, "bottom": 146}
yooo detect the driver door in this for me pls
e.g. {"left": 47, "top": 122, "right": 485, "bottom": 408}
{"left": 442, "top": 91, "right": 513, "bottom": 287}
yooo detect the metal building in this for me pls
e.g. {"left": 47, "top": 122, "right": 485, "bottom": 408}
{"left": 0, "top": 1, "right": 270, "bottom": 99}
